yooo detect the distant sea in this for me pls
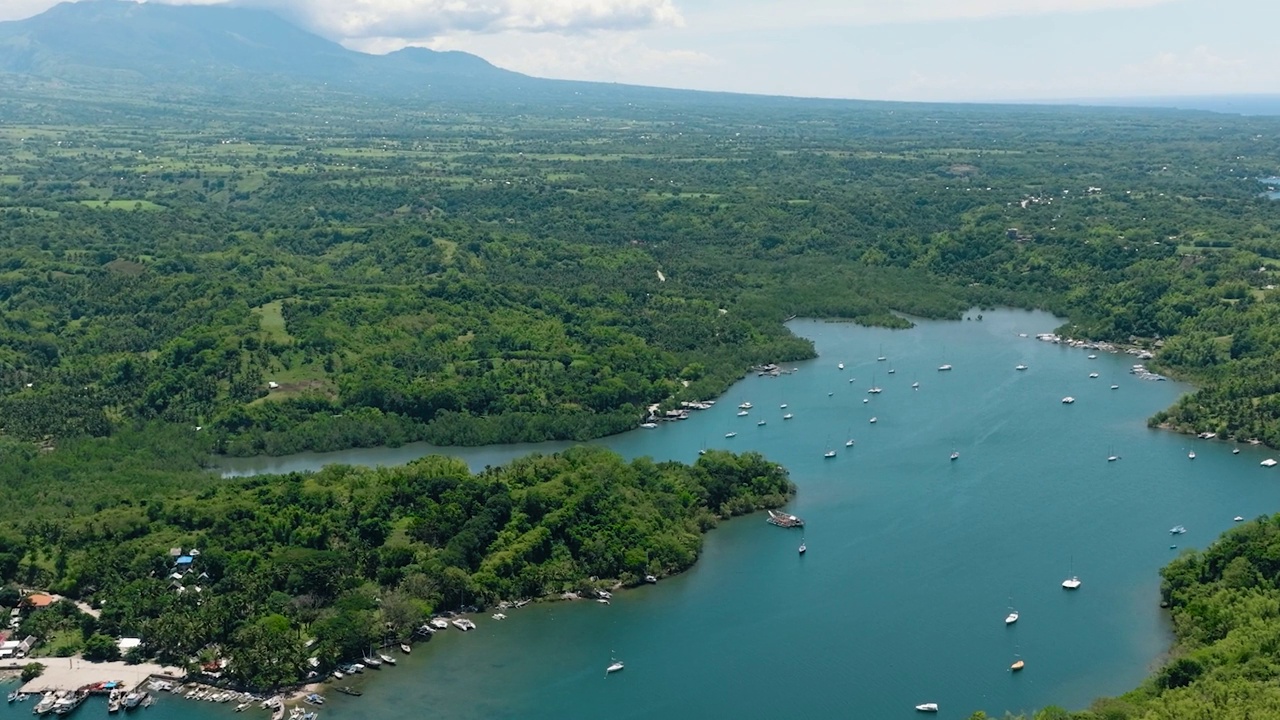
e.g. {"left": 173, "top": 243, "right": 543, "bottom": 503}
{"left": 1023, "top": 95, "right": 1280, "bottom": 116}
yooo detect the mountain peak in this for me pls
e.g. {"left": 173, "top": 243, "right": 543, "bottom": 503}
{"left": 0, "top": 0, "right": 520, "bottom": 95}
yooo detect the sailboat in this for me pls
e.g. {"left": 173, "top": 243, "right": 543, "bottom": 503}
{"left": 1062, "top": 557, "right": 1082, "bottom": 589}
{"left": 823, "top": 438, "right": 836, "bottom": 459}
{"left": 867, "top": 372, "right": 882, "bottom": 394}
{"left": 845, "top": 430, "right": 855, "bottom": 448}
{"left": 950, "top": 450, "right": 960, "bottom": 461}
{"left": 838, "top": 362, "right": 845, "bottom": 370}
{"left": 1005, "top": 596, "right": 1019, "bottom": 625}
{"left": 877, "top": 344, "right": 887, "bottom": 362}
{"left": 1188, "top": 449, "right": 1196, "bottom": 460}
{"left": 798, "top": 538, "right": 807, "bottom": 554}
{"left": 912, "top": 380, "right": 920, "bottom": 389}
{"left": 1107, "top": 445, "right": 1119, "bottom": 462}
{"left": 606, "top": 656, "right": 625, "bottom": 676}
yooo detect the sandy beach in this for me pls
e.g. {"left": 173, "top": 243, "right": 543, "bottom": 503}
{"left": 0, "top": 658, "right": 184, "bottom": 694}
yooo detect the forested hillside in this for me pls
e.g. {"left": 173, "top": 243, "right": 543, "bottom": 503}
{"left": 2, "top": 95, "right": 1280, "bottom": 456}
{"left": 5, "top": 446, "right": 792, "bottom": 688}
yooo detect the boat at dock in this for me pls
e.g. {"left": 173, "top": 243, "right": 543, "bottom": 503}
{"left": 33, "top": 692, "right": 59, "bottom": 715}
{"left": 766, "top": 509, "right": 804, "bottom": 528}
{"left": 51, "top": 688, "right": 89, "bottom": 716}
{"left": 379, "top": 653, "right": 396, "bottom": 665}
{"left": 452, "top": 618, "right": 476, "bottom": 631}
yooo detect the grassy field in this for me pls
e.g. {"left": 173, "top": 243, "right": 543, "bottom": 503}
{"left": 74, "top": 199, "right": 165, "bottom": 211}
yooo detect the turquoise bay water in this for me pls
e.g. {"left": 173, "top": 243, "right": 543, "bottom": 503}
{"left": 13, "top": 309, "right": 1280, "bottom": 720}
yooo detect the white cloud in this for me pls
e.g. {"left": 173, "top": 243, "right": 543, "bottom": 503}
{"left": 1, "top": 0, "right": 683, "bottom": 37}
{"left": 686, "top": 0, "right": 1179, "bottom": 32}
{"left": 367, "top": 29, "right": 715, "bottom": 83}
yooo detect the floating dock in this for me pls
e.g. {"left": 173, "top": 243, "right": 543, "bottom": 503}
{"left": 767, "top": 510, "right": 804, "bottom": 528}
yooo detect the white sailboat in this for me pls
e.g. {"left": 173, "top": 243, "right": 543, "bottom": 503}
{"left": 1062, "top": 557, "right": 1082, "bottom": 589}
{"left": 845, "top": 430, "right": 855, "bottom": 448}
{"left": 1107, "top": 445, "right": 1119, "bottom": 462}
{"left": 950, "top": 450, "right": 959, "bottom": 461}
{"left": 606, "top": 657, "right": 625, "bottom": 675}
{"left": 838, "top": 362, "right": 845, "bottom": 370}
{"left": 823, "top": 438, "right": 836, "bottom": 459}
{"left": 798, "top": 538, "right": 807, "bottom": 554}
{"left": 1015, "top": 364, "right": 1027, "bottom": 371}
{"left": 1005, "top": 595, "right": 1019, "bottom": 625}
{"left": 867, "top": 372, "right": 882, "bottom": 394}
{"left": 877, "top": 344, "right": 887, "bottom": 362}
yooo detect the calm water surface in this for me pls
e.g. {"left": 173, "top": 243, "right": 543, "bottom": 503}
{"left": 13, "top": 309, "right": 1280, "bottom": 720}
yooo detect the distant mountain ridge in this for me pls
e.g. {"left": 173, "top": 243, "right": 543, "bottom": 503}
{"left": 0, "top": 1, "right": 526, "bottom": 98}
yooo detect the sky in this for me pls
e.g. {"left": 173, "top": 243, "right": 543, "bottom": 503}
{"left": 2, "top": 0, "right": 1278, "bottom": 102}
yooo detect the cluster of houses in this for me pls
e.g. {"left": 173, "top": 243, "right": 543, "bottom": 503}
{"left": 2, "top": 591, "right": 52, "bottom": 659}
{"left": 167, "top": 548, "right": 208, "bottom": 595}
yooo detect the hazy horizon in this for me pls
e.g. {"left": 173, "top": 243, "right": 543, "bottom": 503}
{"left": 1, "top": 0, "right": 1277, "bottom": 104}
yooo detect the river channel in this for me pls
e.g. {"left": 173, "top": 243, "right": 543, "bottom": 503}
{"left": 10, "top": 308, "right": 1280, "bottom": 720}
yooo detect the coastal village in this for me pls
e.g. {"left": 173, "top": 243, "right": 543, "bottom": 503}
{"left": 0, "top": 541, "right": 637, "bottom": 718}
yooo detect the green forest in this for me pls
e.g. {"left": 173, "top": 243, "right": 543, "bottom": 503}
{"left": 1, "top": 97, "right": 1279, "bottom": 456}
{"left": 4, "top": 77, "right": 1280, "bottom": 706}
{"left": 4, "top": 446, "right": 792, "bottom": 689}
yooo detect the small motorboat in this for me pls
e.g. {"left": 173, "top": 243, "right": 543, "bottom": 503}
{"left": 780, "top": 403, "right": 787, "bottom": 409}
{"left": 938, "top": 364, "right": 952, "bottom": 371}
{"left": 757, "top": 419, "right": 767, "bottom": 426}
{"left": 725, "top": 432, "right": 737, "bottom": 438}
{"left": 1188, "top": 450, "right": 1196, "bottom": 460}
{"left": 401, "top": 643, "right": 412, "bottom": 654}
{"left": 1089, "top": 372, "right": 1099, "bottom": 378}
{"left": 823, "top": 450, "right": 836, "bottom": 458}
{"left": 869, "top": 417, "right": 877, "bottom": 424}
{"left": 1062, "top": 396, "right": 1075, "bottom": 404}
{"left": 335, "top": 687, "right": 362, "bottom": 697}
{"left": 1015, "top": 364, "right": 1027, "bottom": 371}
{"left": 915, "top": 703, "right": 938, "bottom": 713}
{"left": 950, "top": 451, "right": 959, "bottom": 461}
{"left": 736, "top": 410, "right": 749, "bottom": 416}
{"left": 838, "top": 363, "right": 845, "bottom": 370}
{"left": 738, "top": 402, "right": 753, "bottom": 409}
{"left": 845, "top": 439, "right": 854, "bottom": 447}
{"left": 783, "top": 413, "right": 793, "bottom": 420}
{"left": 863, "top": 398, "right": 869, "bottom": 404}
{"left": 1111, "top": 384, "right": 1119, "bottom": 390}
{"left": 606, "top": 659, "right": 625, "bottom": 675}
{"left": 1005, "top": 610, "right": 1019, "bottom": 625}
{"left": 912, "top": 381, "right": 920, "bottom": 389}
{"left": 1088, "top": 354, "right": 1097, "bottom": 359}
{"left": 1235, "top": 516, "right": 1245, "bottom": 522}
{"left": 1010, "top": 659, "right": 1025, "bottom": 672}
{"left": 888, "top": 368, "right": 896, "bottom": 374}
{"left": 798, "top": 540, "right": 807, "bottom": 554}
{"left": 1233, "top": 448, "right": 1241, "bottom": 454}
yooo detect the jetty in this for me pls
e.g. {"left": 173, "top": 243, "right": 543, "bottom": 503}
{"left": 767, "top": 509, "right": 805, "bottom": 528}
